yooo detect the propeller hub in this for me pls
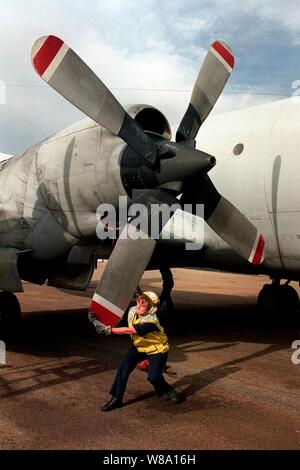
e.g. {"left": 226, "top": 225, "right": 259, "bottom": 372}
{"left": 120, "top": 137, "right": 216, "bottom": 198}
{"left": 155, "top": 141, "right": 216, "bottom": 186}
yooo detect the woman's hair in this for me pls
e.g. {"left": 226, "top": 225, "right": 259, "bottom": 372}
{"left": 137, "top": 294, "right": 151, "bottom": 309}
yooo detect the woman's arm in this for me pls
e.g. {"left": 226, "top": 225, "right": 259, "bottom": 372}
{"left": 111, "top": 326, "right": 137, "bottom": 335}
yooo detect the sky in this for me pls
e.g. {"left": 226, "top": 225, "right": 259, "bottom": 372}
{"left": 1, "top": 0, "right": 300, "bottom": 154}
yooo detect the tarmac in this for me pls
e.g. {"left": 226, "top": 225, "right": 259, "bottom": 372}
{"left": 0, "top": 266, "right": 300, "bottom": 450}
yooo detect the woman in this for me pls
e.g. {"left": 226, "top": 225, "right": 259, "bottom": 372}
{"left": 89, "top": 291, "right": 180, "bottom": 411}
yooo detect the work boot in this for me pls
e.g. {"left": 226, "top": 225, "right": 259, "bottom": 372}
{"left": 165, "top": 386, "right": 180, "bottom": 403}
{"left": 101, "top": 397, "right": 123, "bottom": 412}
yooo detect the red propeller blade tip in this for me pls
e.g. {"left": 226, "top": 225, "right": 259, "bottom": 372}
{"left": 211, "top": 41, "right": 234, "bottom": 71}
{"left": 33, "top": 35, "right": 65, "bottom": 77}
{"left": 249, "top": 233, "right": 265, "bottom": 265}
{"left": 90, "top": 294, "right": 123, "bottom": 326}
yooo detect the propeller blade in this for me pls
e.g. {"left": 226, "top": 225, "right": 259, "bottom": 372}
{"left": 207, "top": 197, "right": 265, "bottom": 265}
{"left": 31, "top": 35, "right": 158, "bottom": 166}
{"left": 90, "top": 190, "right": 180, "bottom": 325}
{"left": 181, "top": 176, "right": 265, "bottom": 265}
{"left": 91, "top": 228, "right": 156, "bottom": 326}
{"left": 176, "top": 41, "right": 234, "bottom": 143}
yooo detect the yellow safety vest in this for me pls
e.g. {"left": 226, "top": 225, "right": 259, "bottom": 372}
{"left": 128, "top": 307, "right": 169, "bottom": 355}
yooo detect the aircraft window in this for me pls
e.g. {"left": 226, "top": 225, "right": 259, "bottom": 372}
{"left": 233, "top": 143, "right": 244, "bottom": 156}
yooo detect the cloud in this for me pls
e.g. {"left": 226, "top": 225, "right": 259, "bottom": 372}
{"left": 238, "top": 0, "right": 300, "bottom": 37}
{"left": 0, "top": 0, "right": 297, "bottom": 154}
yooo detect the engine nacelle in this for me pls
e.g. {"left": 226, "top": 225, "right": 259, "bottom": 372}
{"left": 125, "top": 104, "right": 172, "bottom": 141}
{"left": 0, "top": 104, "right": 171, "bottom": 262}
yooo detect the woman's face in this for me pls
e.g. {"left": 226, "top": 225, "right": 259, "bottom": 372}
{"left": 136, "top": 298, "right": 149, "bottom": 316}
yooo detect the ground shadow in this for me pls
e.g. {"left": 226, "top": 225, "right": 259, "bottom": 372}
{"left": 1, "top": 292, "right": 298, "bottom": 400}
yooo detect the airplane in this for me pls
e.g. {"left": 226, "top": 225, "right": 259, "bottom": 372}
{"left": 0, "top": 35, "right": 297, "bottom": 333}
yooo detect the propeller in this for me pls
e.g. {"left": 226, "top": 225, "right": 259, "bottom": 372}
{"left": 176, "top": 41, "right": 234, "bottom": 143}
{"left": 31, "top": 36, "right": 158, "bottom": 166}
{"left": 32, "top": 36, "right": 265, "bottom": 326}
{"left": 177, "top": 40, "right": 265, "bottom": 265}
{"left": 180, "top": 176, "right": 265, "bottom": 264}
{"left": 91, "top": 189, "right": 179, "bottom": 324}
